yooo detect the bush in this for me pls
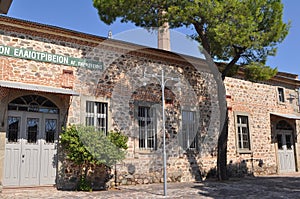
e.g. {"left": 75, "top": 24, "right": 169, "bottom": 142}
{"left": 60, "top": 125, "right": 128, "bottom": 191}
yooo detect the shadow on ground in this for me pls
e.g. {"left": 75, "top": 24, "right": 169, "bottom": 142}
{"left": 191, "top": 175, "right": 300, "bottom": 198}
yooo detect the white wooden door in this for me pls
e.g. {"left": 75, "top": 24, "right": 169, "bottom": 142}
{"left": 3, "top": 111, "right": 58, "bottom": 186}
{"left": 40, "top": 114, "right": 58, "bottom": 185}
{"left": 3, "top": 113, "right": 22, "bottom": 186}
{"left": 19, "top": 115, "right": 41, "bottom": 186}
{"left": 277, "top": 130, "right": 296, "bottom": 173}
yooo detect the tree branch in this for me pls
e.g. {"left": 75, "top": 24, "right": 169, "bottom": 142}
{"left": 221, "top": 45, "right": 246, "bottom": 80}
{"left": 193, "top": 21, "right": 211, "bottom": 55}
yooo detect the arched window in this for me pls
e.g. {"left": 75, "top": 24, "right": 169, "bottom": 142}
{"left": 8, "top": 95, "right": 59, "bottom": 114}
{"left": 276, "top": 120, "right": 293, "bottom": 130}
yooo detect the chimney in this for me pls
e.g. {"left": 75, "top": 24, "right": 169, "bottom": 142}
{"left": 157, "top": 10, "right": 170, "bottom": 51}
{"left": 108, "top": 30, "right": 112, "bottom": 39}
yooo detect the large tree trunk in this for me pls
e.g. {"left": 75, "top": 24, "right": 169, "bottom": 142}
{"left": 199, "top": 44, "right": 229, "bottom": 181}
{"left": 217, "top": 111, "right": 229, "bottom": 180}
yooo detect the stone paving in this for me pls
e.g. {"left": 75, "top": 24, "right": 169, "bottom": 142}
{"left": 1, "top": 173, "right": 300, "bottom": 199}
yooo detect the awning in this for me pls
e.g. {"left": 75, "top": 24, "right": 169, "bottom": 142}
{"left": 270, "top": 112, "right": 300, "bottom": 120}
{"left": 0, "top": 80, "right": 79, "bottom": 96}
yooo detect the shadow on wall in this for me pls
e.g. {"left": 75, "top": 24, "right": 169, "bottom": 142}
{"left": 55, "top": 140, "right": 114, "bottom": 191}
{"left": 185, "top": 150, "right": 204, "bottom": 181}
{"left": 56, "top": 158, "right": 113, "bottom": 191}
{"left": 204, "top": 160, "right": 260, "bottom": 179}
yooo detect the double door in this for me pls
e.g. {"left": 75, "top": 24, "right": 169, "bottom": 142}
{"left": 3, "top": 111, "right": 58, "bottom": 186}
{"left": 277, "top": 130, "right": 296, "bottom": 173}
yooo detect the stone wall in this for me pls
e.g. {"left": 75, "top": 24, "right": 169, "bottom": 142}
{"left": 70, "top": 48, "right": 222, "bottom": 186}
{"left": 225, "top": 77, "right": 300, "bottom": 176}
{"left": 0, "top": 27, "right": 222, "bottom": 189}
{"left": 0, "top": 35, "right": 77, "bottom": 88}
{"left": 1, "top": 17, "right": 300, "bottom": 190}
{"left": 56, "top": 158, "right": 112, "bottom": 191}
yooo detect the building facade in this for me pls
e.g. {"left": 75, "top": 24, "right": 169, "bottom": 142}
{"left": 226, "top": 74, "right": 300, "bottom": 176}
{"left": 0, "top": 16, "right": 299, "bottom": 189}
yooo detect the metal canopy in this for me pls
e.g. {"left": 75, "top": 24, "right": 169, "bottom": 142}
{"left": 0, "top": 80, "right": 79, "bottom": 96}
{"left": 0, "top": 0, "right": 13, "bottom": 14}
{"left": 270, "top": 112, "right": 300, "bottom": 120}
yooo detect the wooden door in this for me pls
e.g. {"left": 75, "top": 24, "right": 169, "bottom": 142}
{"left": 277, "top": 130, "right": 296, "bottom": 173}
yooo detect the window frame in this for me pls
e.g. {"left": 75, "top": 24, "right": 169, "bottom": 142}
{"left": 178, "top": 106, "right": 201, "bottom": 152}
{"left": 7, "top": 116, "right": 21, "bottom": 143}
{"left": 8, "top": 95, "right": 59, "bottom": 114}
{"left": 85, "top": 101, "right": 108, "bottom": 135}
{"left": 235, "top": 112, "right": 252, "bottom": 153}
{"left": 277, "top": 87, "right": 285, "bottom": 103}
{"left": 181, "top": 110, "right": 198, "bottom": 151}
{"left": 137, "top": 105, "right": 157, "bottom": 150}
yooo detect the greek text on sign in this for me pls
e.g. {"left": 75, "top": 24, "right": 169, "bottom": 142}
{"left": 0, "top": 45, "right": 103, "bottom": 70}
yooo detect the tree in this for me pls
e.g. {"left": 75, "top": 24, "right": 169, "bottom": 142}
{"left": 93, "top": 0, "right": 289, "bottom": 180}
{"left": 61, "top": 125, "right": 128, "bottom": 190}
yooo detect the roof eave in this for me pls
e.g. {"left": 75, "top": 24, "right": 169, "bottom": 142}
{"left": 0, "top": 0, "right": 13, "bottom": 14}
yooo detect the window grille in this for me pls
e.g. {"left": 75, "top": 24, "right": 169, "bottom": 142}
{"left": 138, "top": 106, "right": 156, "bottom": 150}
{"left": 181, "top": 110, "right": 198, "bottom": 150}
{"left": 86, "top": 101, "right": 108, "bottom": 134}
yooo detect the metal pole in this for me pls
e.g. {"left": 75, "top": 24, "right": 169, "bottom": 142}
{"left": 143, "top": 68, "right": 174, "bottom": 196}
{"left": 161, "top": 69, "right": 167, "bottom": 196}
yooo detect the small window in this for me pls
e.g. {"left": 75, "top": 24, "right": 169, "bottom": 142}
{"left": 286, "top": 134, "right": 292, "bottom": 150}
{"left": 277, "top": 134, "right": 283, "bottom": 150}
{"left": 27, "top": 118, "right": 39, "bottom": 143}
{"left": 236, "top": 115, "right": 251, "bottom": 151}
{"left": 7, "top": 116, "right": 20, "bottom": 142}
{"left": 278, "top": 87, "right": 285, "bottom": 103}
{"left": 45, "top": 119, "right": 57, "bottom": 143}
{"left": 138, "top": 106, "right": 156, "bottom": 150}
{"left": 181, "top": 110, "right": 198, "bottom": 150}
{"left": 276, "top": 120, "right": 293, "bottom": 130}
{"left": 8, "top": 95, "right": 59, "bottom": 114}
{"left": 61, "top": 69, "right": 74, "bottom": 88}
{"left": 85, "top": 101, "right": 108, "bottom": 134}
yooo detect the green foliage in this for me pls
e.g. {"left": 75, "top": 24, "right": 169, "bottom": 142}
{"left": 60, "top": 125, "right": 90, "bottom": 165}
{"left": 244, "top": 63, "right": 278, "bottom": 81}
{"left": 107, "top": 130, "right": 129, "bottom": 150}
{"left": 217, "top": 62, "right": 240, "bottom": 77}
{"left": 93, "top": 0, "right": 288, "bottom": 181}
{"left": 60, "top": 125, "right": 128, "bottom": 190}
{"left": 61, "top": 125, "right": 128, "bottom": 167}
{"left": 93, "top": 0, "right": 289, "bottom": 79}
{"left": 77, "top": 176, "right": 92, "bottom": 192}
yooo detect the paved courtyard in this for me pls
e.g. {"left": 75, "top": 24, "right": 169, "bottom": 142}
{"left": 1, "top": 173, "right": 300, "bottom": 199}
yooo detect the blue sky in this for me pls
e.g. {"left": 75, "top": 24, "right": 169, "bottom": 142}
{"left": 4, "top": 0, "right": 300, "bottom": 76}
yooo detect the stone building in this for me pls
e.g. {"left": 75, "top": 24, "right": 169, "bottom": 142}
{"left": 226, "top": 72, "right": 300, "bottom": 176}
{"left": 0, "top": 16, "right": 299, "bottom": 189}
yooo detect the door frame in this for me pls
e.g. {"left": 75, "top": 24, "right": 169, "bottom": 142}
{"left": 276, "top": 129, "right": 296, "bottom": 173}
{"left": 3, "top": 110, "right": 59, "bottom": 186}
